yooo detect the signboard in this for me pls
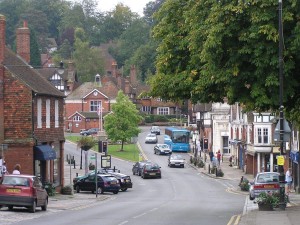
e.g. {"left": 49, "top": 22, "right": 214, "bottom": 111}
{"left": 277, "top": 155, "right": 285, "bottom": 166}
{"left": 101, "top": 155, "right": 111, "bottom": 168}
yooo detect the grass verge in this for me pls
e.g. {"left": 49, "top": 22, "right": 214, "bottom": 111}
{"left": 65, "top": 135, "right": 141, "bottom": 162}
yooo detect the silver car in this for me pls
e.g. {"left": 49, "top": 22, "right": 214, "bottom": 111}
{"left": 168, "top": 154, "right": 185, "bottom": 168}
{"left": 145, "top": 133, "right": 158, "bottom": 144}
{"left": 154, "top": 144, "right": 172, "bottom": 155}
{"left": 249, "top": 172, "right": 280, "bottom": 200}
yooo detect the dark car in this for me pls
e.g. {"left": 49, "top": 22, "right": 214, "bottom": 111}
{"left": 249, "top": 172, "right": 280, "bottom": 200}
{"left": 132, "top": 160, "right": 152, "bottom": 176}
{"left": 107, "top": 172, "right": 133, "bottom": 192}
{"left": 73, "top": 174, "right": 120, "bottom": 194}
{"left": 80, "top": 128, "right": 99, "bottom": 136}
{"left": 150, "top": 126, "right": 161, "bottom": 135}
{"left": 154, "top": 144, "right": 172, "bottom": 155}
{"left": 0, "top": 174, "right": 48, "bottom": 213}
{"left": 141, "top": 163, "right": 162, "bottom": 179}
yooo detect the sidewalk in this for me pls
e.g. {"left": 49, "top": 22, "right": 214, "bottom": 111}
{"left": 190, "top": 152, "right": 300, "bottom": 225}
{"left": 47, "top": 156, "right": 110, "bottom": 210}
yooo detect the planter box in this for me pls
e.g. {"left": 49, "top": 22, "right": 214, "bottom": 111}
{"left": 258, "top": 203, "right": 273, "bottom": 211}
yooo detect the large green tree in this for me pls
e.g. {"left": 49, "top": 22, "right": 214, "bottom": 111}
{"left": 149, "top": 0, "right": 300, "bottom": 118}
{"left": 104, "top": 91, "right": 142, "bottom": 151}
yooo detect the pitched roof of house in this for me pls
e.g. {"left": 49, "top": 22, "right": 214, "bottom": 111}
{"left": 66, "top": 80, "right": 119, "bottom": 100}
{"left": 3, "top": 47, "right": 65, "bottom": 97}
{"left": 68, "top": 111, "right": 109, "bottom": 119}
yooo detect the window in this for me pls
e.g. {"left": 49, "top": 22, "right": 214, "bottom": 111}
{"left": 50, "top": 74, "right": 64, "bottom": 90}
{"left": 46, "top": 99, "right": 50, "bottom": 128}
{"left": 142, "top": 106, "right": 151, "bottom": 112}
{"left": 55, "top": 100, "right": 59, "bottom": 128}
{"left": 157, "top": 107, "right": 169, "bottom": 115}
{"left": 257, "top": 128, "right": 269, "bottom": 144}
{"left": 90, "top": 101, "right": 101, "bottom": 112}
{"left": 73, "top": 116, "right": 82, "bottom": 121}
{"left": 37, "top": 98, "right": 42, "bottom": 128}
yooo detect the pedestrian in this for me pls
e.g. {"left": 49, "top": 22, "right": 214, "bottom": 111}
{"left": 209, "top": 150, "right": 214, "bottom": 162}
{"left": 285, "top": 168, "right": 293, "bottom": 195}
{"left": 12, "top": 164, "right": 21, "bottom": 174}
{"left": 217, "top": 150, "right": 221, "bottom": 166}
{"left": 2, "top": 161, "right": 8, "bottom": 174}
{"left": 229, "top": 155, "right": 233, "bottom": 167}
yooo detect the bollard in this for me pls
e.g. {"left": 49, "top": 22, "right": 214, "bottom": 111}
{"left": 73, "top": 159, "right": 76, "bottom": 169}
{"left": 208, "top": 164, "right": 210, "bottom": 174}
{"left": 76, "top": 173, "right": 78, "bottom": 177}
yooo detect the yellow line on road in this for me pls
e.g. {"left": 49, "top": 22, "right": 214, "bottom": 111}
{"left": 227, "top": 214, "right": 241, "bottom": 225}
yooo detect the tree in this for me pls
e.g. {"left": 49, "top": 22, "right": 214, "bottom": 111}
{"left": 73, "top": 28, "right": 104, "bottom": 82}
{"left": 29, "top": 28, "right": 41, "bottom": 68}
{"left": 149, "top": 0, "right": 300, "bottom": 119}
{"left": 104, "top": 91, "right": 142, "bottom": 151}
{"left": 77, "top": 136, "right": 97, "bottom": 172}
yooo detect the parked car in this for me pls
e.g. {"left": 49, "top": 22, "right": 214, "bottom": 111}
{"left": 168, "top": 154, "right": 185, "bottom": 168}
{"left": 107, "top": 172, "right": 133, "bottom": 192}
{"left": 132, "top": 160, "right": 152, "bottom": 176}
{"left": 249, "top": 172, "right": 280, "bottom": 200}
{"left": 154, "top": 144, "right": 172, "bottom": 155}
{"left": 145, "top": 133, "right": 158, "bottom": 144}
{"left": 80, "top": 128, "right": 99, "bottom": 136}
{"left": 150, "top": 126, "right": 161, "bottom": 135}
{"left": 141, "top": 163, "right": 162, "bottom": 179}
{"left": 0, "top": 174, "right": 48, "bottom": 213}
{"left": 73, "top": 174, "right": 120, "bottom": 194}
{"left": 72, "top": 169, "right": 120, "bottom": 185}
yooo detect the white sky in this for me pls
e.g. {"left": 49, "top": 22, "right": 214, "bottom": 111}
{"left": 72, "top": 0, "right": 152, "bottom": 16}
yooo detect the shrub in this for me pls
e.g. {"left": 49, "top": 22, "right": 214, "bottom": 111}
{"left": 239, "top": 178, "right": 250, "bottom": 191}
{"left": 44, "top": 182, "right": 56, "bottom": 196}
{"left": 197, "top": 160, "right": 205, "bottom": 168}
{"left": 61, "top": 185, "right": 73, "bottom": 195}
{"left": 216, "top": 168, "right": 224, "bottom": 177}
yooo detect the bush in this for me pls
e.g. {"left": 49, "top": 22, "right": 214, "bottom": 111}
{"left": 61, "top": 185, "right": 73, "bottom": 195}
{"left": 239, "top": 178, "right": 250, "bottom": 191}
{"left": 44, "top": 182, "right": 56, "bottom": 196}
{"left": 197, "top": 160, "right": 205, "bottom": 168}
{"left": 210, "top": 166, "right": 216, "bottom": 174}
{"left": 89, "top": 162, "right": 95, "bottom": 170}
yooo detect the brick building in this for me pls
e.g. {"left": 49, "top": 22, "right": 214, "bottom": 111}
{"left": 0, "top": 16, "right": 65, "bottom": 189}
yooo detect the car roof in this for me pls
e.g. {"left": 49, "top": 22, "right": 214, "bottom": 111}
{"left": 3, "top": 174, "right": 35, "bottom": 178}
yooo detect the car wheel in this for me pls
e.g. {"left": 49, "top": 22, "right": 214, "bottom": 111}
{"left": 41, "top": 199, "right": 48, "bottom": 211}
{"left": 30, "top": 201, "right": 36, "bottom": 213}
{"left": 138, "top": 171, "right": 141, "bottom": 176}
{"left": 133, "top": 170, "right": 135, "bottom": 175}
{"left": 141, "top": 174, "right": 145, "bottom": 179}
{"left": 249, "top": 195, "right": 255, "bottom": 201}
{"left": 181, "top": 165, "right": 184, "bottom": 168}
{"left": 8, "top": 206, "right": 13, "bottom": 211}
{"left": 76, "top": 185, "right": 80, "bottom": 193}
{"left": 97, "top": 187, "right": 103, "bottom": 194}
{"left": 113, "top": 191, "right": 119, "bottom": 194}
{"left": 154, "top": 150, "right": 156, "bottom": 154}
{"left": 121, "top": 188, "right": 128, "bottom": 192}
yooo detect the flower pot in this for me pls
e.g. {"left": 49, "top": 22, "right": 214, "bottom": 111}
{"left": 258, "top": 203, "right": 273, "bottom": 211}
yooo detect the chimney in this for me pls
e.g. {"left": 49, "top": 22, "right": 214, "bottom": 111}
{"left": 0, "top": 14, "right": 5, "bottom": 143}
{"left": 112, "top": 61, "right": 118, "bottom": 78}
{"left": 0, "top": 14, "right": 5, "bottom": 64}
{"left": 16, "top": 20, "right": 30, "bottom": 63}
{"left": 130, "top": 65, "right": 137, "bottom": 87}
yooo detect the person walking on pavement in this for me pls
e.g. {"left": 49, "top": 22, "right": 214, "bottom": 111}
{"left": 12, "top": 164, "right": 21, "bottom": 174}
{"left": 209, "top": 150, "right": 214, "bottom": 162}
{"left": 217, "top": 150, "right": 221, "bottom": 166}
{"left": 285, "top": 168, "right": 293, "bottom": 195}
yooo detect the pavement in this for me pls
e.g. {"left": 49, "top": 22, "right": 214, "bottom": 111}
{"left": 190, "top": 151, "right": 300, "bottom": 225}
{"left": 50, "top": 147, "right": 300, "bottom": 225}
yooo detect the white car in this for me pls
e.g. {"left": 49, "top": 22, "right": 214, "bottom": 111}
{"left": 145, "top": 133, "right": 158, "bottom": 144}
{"left": 168, "top": 154, "right": 185, "bottom": 168}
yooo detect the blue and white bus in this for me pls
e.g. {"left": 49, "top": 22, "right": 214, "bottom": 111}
{"left": 164, "top": 127, "right": 191, "bottom": 152}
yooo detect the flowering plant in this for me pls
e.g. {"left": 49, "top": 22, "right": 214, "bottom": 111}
{"left": 254, "top": 192, "right": 279, "bottom": 207}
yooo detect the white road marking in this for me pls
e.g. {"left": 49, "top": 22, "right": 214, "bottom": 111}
{"left": 133, "top": 212, "right": 147, "bottom": 219}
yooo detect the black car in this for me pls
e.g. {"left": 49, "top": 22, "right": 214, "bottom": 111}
{"left": 80, "top": 128, "right": 99, "bottom": 136}
{"left": 132, "top": 160, "right": 152, "bottom": 176}
{"left": 107, "top": 172, "right": 133, "bottom": 192}
{"left": 141, "top": 163, "right": 162, "bottom": 179}
{"left": 73, "top": 174, "right": 120, "bottom": 194}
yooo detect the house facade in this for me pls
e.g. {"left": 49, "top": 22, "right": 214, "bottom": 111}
{"left": 0, "top": 16, "right": 65, "bottom": 190}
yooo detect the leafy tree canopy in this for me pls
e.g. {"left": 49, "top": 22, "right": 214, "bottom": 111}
{"left": 104, "top": 91, "right": 142, "bottom": 151}
{"left": 149, "top": 0, "right": 300, "bottom": 118}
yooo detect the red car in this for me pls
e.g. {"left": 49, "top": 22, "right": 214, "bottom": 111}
{"left": 0, "top": 174, "right": 48, "bottom": 213}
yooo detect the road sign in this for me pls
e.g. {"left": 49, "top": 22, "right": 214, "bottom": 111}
{"left": 101, "top": 155, "right": 111, "bottom": 168}
{"left": 277, "top": 155, "right": 285, "bottom": 166}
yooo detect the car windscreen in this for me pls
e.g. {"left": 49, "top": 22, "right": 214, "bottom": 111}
{"left": 256, "top": 173, "right": 279, "bottom": 183}
{"left": 172, "top": 155, "right": 183, "bottom": 160}
{"left": 102, "top": 176, "right": 117, "bottom": 182}
{"left": 2, "top": 177, "right": 30, "bottom": 187}
{"left": 145, "top": 164, "right": 160, "bottom": 170}
{"left": 160, "top": 145, "right": 169, "bottom": 149}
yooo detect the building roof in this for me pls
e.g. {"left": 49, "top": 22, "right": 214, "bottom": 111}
{"left": 3, "top": 48, "right": 65, "bottom": 98}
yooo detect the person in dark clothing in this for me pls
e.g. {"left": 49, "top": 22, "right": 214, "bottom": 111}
{"left": 209, "top": 151, "right": 214, "bottom": 162}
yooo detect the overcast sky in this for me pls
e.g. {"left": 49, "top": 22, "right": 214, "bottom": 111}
{"left": 72, "top": 0, "right": 152, "bottom": 16}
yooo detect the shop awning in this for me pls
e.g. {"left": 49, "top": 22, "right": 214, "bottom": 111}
{"left": 34, "top": 145, "right": 56, "bottom": 161}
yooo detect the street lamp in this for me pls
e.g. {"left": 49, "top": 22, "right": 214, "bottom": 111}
{"left": 278, "top": 0, "right": 286, "bottom": 210}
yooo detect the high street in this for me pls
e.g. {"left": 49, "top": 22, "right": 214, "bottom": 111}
{"left": 1, "top": 127, "right": 247, "bottom": 225}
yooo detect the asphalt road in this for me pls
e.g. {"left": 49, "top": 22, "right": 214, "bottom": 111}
{"left": 2, "top": 127, "right": 246, "bottom": 225}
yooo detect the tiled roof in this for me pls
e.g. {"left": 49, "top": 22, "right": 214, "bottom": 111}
{"left": 3, "top": 48, "right": 65, "bottom": 97}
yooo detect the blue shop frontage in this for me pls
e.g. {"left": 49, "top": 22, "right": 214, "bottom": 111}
{"left": 290, "top": 150, "right": 300, "bottom": 193}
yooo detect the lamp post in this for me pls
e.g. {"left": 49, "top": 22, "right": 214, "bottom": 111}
{"left": 278, "top": 0, "right": 286, "bottom": 210}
